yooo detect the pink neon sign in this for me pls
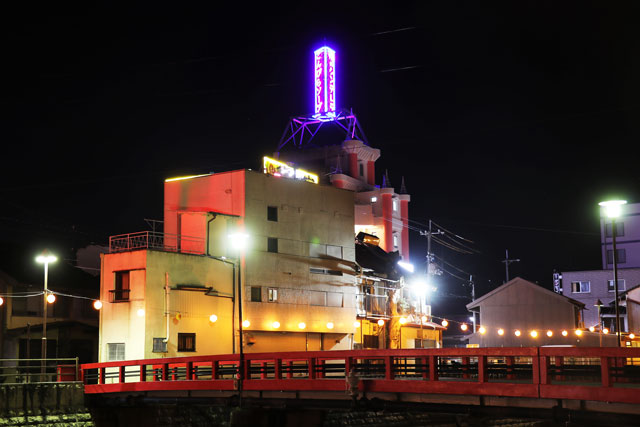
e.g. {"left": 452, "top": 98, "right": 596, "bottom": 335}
{"left": 314, "top": 46, "right": 336, "bottom": 117}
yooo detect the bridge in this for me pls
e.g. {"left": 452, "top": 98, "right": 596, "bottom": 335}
{"left": 80, "top": 347, "right": 640, "bottom": 416}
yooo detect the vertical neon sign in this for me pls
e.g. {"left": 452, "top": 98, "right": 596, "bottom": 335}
{"left": 314, "top": 46, "right": 336, "bottom": 118}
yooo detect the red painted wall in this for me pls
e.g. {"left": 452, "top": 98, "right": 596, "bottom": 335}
{"left": 164, "top": 170, "right": 246, "bottom": 240}
{"left": 381, "top": 193, "right": 393, "bottom": 253}
{"left": 367, "top": 161, "right": 375, "bottom": 186}
{"left": 401, "top": 200, "right": 409, "bottom": 260}
{"left": 349, "top": 153, "right": 358, "bottom": 179}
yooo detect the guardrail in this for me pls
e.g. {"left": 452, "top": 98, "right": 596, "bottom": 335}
{"left": 80, "top": 347, "right": 640, "bottom": 404}
{"left": 109, "top": 231, "right": 205, "bottom": 255}
{"left": 1, "top": 358, "right": 80, "bottom": 383}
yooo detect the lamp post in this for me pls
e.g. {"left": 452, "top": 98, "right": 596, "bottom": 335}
{"left": 599, "top": 199, "right": 627, "bottom": 347}
{"left": 411, "top": 276, "right": 436, "bottom": 347}
{"left": 228, "top": 231, "right": 249, "bottom": 404}
{"left": 595, "top": 299, "right": 603, "bottom": 347}
{"left": 36, "top": 250, "right": 57, "bottom": 377}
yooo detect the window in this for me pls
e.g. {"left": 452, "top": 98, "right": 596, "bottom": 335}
{"left": 327, "top": 292, "right": 343, "bottom": 307}
{"left": 268, "top": 237, "right": 278, "bottom": 253}
{"left": 327, "top": 245, "right": 342, "bottom": 259}
{"left": 359, "top": 163, "right": 364, "bottom": 177}
{"left": 607, "top": 249, "right": 626, "bottom": 264}
{"left": 309, "top": 267, "right": 343, "bottom": 276}
{"left": 309, "top": 290, "right": 327, "bottom": 306}
{"left": 392, "top": 199, "right": 398, "bottom": 211}
{"left": 607, "top": 279, "right": 626, "bottom": 292}
{"left": 268, "top": 288, "right": 278, "bottom": 302}
{"left": 393, "top": 234, "right": 399, "bottom": 249}
{"left": 178, "top": 333, "right": 196, "bottom": 352}
{"left": 111, "top": 271, "right": 130, "bottom": 302}
{"left": 267, "top": 206, "right": 278, "bottom": 222}
{"left": 370, "top": 196, "right": 377, "bottom": 203}
{"left": 107, "top": 343, "right": 125, "bottom": 361}
{"left": 153, "top": 338, "right": 168, "bottom": 353}
{"left": 251, "top": 286, "right": 262, "bottom": 302}
{"left": 605, "top": 222, "right": 624, "bottom": 237}
{"left": 363, "top": 334, "right": 379, "bottom": 349}
{"left": 571, "top": 281, "right": 590, "bottom": 293}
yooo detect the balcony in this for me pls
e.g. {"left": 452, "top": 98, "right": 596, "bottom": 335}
{"left": 109, "top": 231, "right": 205, "bottom": 255}
{"left": 356, "top": 293, "right": 389, "bottom": 318}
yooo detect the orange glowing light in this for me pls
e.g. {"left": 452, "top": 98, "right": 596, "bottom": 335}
{"left": 46, "top": 293, "right": 56, "bottom": 304}
{"left": 514, "top": 330, "right": 521, "bottom": 337}
{"left": 561, "top": 330, "right": 568, "bottom": 336}
{"left": 460, "top": 323, "right": 468, "bottom": 331}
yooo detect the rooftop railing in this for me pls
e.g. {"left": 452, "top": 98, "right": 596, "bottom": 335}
{"left": 109, "top": 231, "right": 206, "bottom": 255}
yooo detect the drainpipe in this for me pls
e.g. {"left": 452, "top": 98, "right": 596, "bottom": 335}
{"left": 163, "top": 273, "right": 170, "bottom": 348}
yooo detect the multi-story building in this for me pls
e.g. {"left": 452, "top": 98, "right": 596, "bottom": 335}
{"left": 99, "top": 168, "right": 358, "bottom": 362}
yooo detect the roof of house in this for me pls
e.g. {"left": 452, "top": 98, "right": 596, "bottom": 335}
{"left": 466, "top": 276, "right": 586, "bottom": 311}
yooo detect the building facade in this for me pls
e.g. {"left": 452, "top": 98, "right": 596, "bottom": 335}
{"left": 601, "top": 202, "right": 640, "bottom": 269}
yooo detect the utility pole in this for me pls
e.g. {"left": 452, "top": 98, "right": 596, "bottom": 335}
{"left": 420, "top": 220, "right": 443, "bottom": 322}
{"left": 501, "top": 249, "right": 520, "bottom": 283}
{"left": 469, "top": 275, "right": 476, "bottom": 332}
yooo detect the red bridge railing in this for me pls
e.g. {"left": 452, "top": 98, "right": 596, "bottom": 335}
{"left": 81, "top": 347, "right": 640, "bottom": 404}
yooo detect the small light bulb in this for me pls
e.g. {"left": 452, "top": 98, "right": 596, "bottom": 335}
{"left": 209, "top": 314, "right": 218, "bottom": 323}
{"left": 603, "top": 328, "right": 609, "bottom": 334}
{"left": 298, "top": 322, "right": 306, "bottom": 329}
{"left": 46, "top": 293, "right": 56, "bottom": 304}
{"left": 498, "top": 329, "right": 504, "bottom": 336}
{"left": 326, "top": 322, "right": 334, "bottom": 329}
{"left": 530, "top": 330, "right": 538, "bottom": 338}
{"left": 546, "top": 330, "right": 553, "bottom": 337}
{"left": 354, "top": 321, "right": 361, "bottom": 328}
{"left": 93, "top": 300, "right": 102, "bottom": 310}
{"left": 137, "top": 308, "right": 145, "bottom": 317}
{"left": 461, "top": 324, "right": 468, "bottom": 331}
{"left": 441, "top": 319, "right": 448, "bottom": 327}
{"left": 515, "top": 330, "right": 521, "bottom": 337}
{"left": 629, "top": 333, "right": 636, "bottom": 339}
{"left": 399, "top": 317, "right": 407, "bottom": 325}
{"left": 562, "top": 330, "right": 568, "bottom": 336}
{"left": 589, "top": 326, "right": 595, "bottom": 332}
{"left": 242, "top": 320, "right": 250, "bottom": 328}
{"left": 272, "top": 321, "right": 280, "bottom": 329}
{"left": 478, "top": 326, "right": 486, "bottom": 334}
{"left": 575, "top": 329, "right": 583, "bottom": 336}
{"left": 377, "top": 319, "right": 385, "bottom": 327}
{"left": 0, "top": 296, "right": 3, "bottom": 306}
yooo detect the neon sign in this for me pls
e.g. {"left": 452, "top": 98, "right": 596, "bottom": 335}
{"left": 263, "top": 157, "right": 319, "bottom": 184}
{"left": 314, "top": 46, "right": 336, "bottom": 118}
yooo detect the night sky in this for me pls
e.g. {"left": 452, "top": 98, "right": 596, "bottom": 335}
{"left": 3, "top": 3, "right": 640, "bottom": 315}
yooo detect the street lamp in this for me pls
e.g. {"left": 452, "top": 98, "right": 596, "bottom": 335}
{"left": 595, "top": 299, "right": 603, "bottom": 347}
{"left": 36, "top": 250, "right": 57, "bottom": 376}
{"left": 228, "top": 231, "right": 249, "bottom": 402}
{"left": 599, "top": 199, "right": 627, "bottom": 347}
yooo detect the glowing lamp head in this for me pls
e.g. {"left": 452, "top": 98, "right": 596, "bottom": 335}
{"left": 575, "top": 329, "right": 583, "bottom": 336}
{"left": 562, "top": 330, "right": 568, "bottom": 336}
{"left": 298, "top": 322, "right": 306, "bottom": 330}
{"left": 497, "top": 328, "right": 504, "bottom": 336}
{"left": 228, "top": 232, "right": 250, "bottom": 252}
{"left": 354, "top": 321, "right": 361, "bottom": 328}
{"left": 460, "top": 323, "right": 468, "bottom": 331}
{"left": 93, "top": 300, "right": 102, "bottom": 310}
{"left": 377, "top": 319, "right": 385, "bottom": 327}
{"left": 603, "top": 328, "right": 609, "bottom": 334}
{"left": 137, "top": 308, "right": 145, "bottom": 317}
{"left": 589, "top": 326, "right": 595, "bottom": 332}
{"left": 0, "top": 296, "right": 4, "bottom": 306}
{"left": 242, "top": 320, "right": 250, "bottom": 328}
{"left": 397, "top": 261, "right": 414, "bottom": 273}
{"left": 515, "top": 330, "right": 521, "bottom": 337}
{"left": 326, "top": 322, "right": 334, "bottom": 329}
{"left": 209, "top": 314, "right": 218, "bottom": 323}
{"left": 629, "top": 333, "right": 636, "bottom": 339}
{"left": 599, "top": 200, "right": 627, "bottom": 219}
{"left": 530, "top": 330, "right": 538, "bottom": 338}
{"left": 441, "top": 319, "right": 448, "bottom": 327}
{"left": 46, "top": 293, "right": 56, "bottom": 304}
{"left": 546, "top": 330, "right": 553, "bottom": 337}
{"left": 399, "top": 317, "right": 407, "bottom": 325}
{"left": 478, "top": 326, "right": 486, "bottom": 334}
{"left": 272, "top": 321, "right": 280, "bottom": 329}
{"left": 36, "top": 251, "right": 57, "bottom": 264}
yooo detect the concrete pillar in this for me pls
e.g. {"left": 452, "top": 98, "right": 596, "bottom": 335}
{"left": 381, "top": 189, "right": 395, "bottom": 253}
{"left": 367, "top": 161, "right": 375, "bottom": 186}
{"left": 399, "top": 194, "right": 410, "bottom": 260}
{"left": 349, "top": 153, "right": 358, "bottom": 179}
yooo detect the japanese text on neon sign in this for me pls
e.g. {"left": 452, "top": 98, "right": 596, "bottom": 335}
{"left": 314, "top": 46, "right": 336, "bottom": 117}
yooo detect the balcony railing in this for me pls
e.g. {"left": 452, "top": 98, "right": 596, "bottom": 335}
{"left": 356, "top": 294, "right": 389, "bottom": 318}
{"left": 109, "top": 231, "right": 206, "bottom": 255}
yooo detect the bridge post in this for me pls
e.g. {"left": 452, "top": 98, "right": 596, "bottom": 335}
{"left": 118, "top": 366, "right": 125, "bottom": 384}
{"left": 162, "top": 363, "right": 169, "bottom": 381}
{"left": 428, "top": 355, "right": 438, "bottom": 381}
{"left": 478, "top": 356, "right": 487, "bottom": 383}
{"left": 274, "top": 359, "right": 282, "bottom": 380}
{"left": 260, "top": 362, "right": 267, "bottom": 380}
{"left": 421, "top": 357, "right": 428, "bottom": 380}
{"left": 385, "top": 356, "right": 394, "bottom": 380}
{"left": 212, "top": 361, "right": 218, "bottom": 380}
{"left": 139, "top": 364, "right": 146, "bottom": 382}
{"left": 539, "top": 356, "right": 550, "bottom": 385}
{"left": 601, "top": 356, "right": 611, "bottom": 387}
{"left": 345, "top": 356, "right": 352, "bottom": 376}
{"left": 286, "top": 361, "right": 293, "bottom": 379}
{"left": 308, "top": 358, "right": 316, "bottom": 379}
{"left": 461, "top": 356, "right": 470, "bottom": 379}
{"left": 554, "top": 356, "right": 564, "bottom": 381}
{"left": 99, "top": 367, "right": 105, "bottom": 384}
{"left": 318, "top": 359, "right": 326, "bottom": 378}
{"left": 186, "top": 361, "right": 193, "bottom": 380}
{"left": 505, "top": 356, "right": 514, "bottom": 380}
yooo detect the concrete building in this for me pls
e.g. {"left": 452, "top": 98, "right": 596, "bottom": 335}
{"left": 559, "top": 268, "right": 640, "bottom": 333}
{"left": 601, "top": 202, "right": 640, "bottom": 269}
{"left": 99, "top": 168, "right": 358, "bottom": 362}
{"left": 466, "top": 277, "right": 616, "bottom": 347}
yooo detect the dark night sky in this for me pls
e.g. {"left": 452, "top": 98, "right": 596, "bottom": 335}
{"left": 2, "top": 2, "right": 640, "bottom": 315}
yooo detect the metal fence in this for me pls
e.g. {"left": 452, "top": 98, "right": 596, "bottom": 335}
{"left": 0, "top": 358, "right": 80, "bottom": 384}
{"left": 109, "top": 231, "right": 205, "bottom": 255}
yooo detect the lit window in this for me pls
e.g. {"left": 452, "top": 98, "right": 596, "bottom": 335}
{"left": 393, "top": 200, "right": 398, "bottom": 211}
{"left": 107, "top": 343, "right": 125, "bottom": 361}
{"left": 178, "top": 333, "right": 196, "bottom": 352}
{"left": 393, "top": 234, "right": 399, "bottom": 248}
{"left": 571, "top": 281, "right": 590, "bottom": 293}
{"left": 370, "top": 196, "right": 377, "bottom": 203}
{"left": 268, "top": 288, "right": 278, "bottom": 302}
{"left": 607, "top": 279, "right": 626, "bottom": 292}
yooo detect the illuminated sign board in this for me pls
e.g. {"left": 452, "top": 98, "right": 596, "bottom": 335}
{"left": 314, "top": 46, "right": 336, "bottom": 118}
{"left": 263, "top": 157, "right": 319, "bottom": 184}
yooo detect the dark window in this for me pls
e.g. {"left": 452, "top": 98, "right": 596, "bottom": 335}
{"left": 250, "top": 286, "right": 262, "bottom": 302}
{"left": 111, "top": 271, "right": 130, "bottom": 302}
{"left": 153, "top": 338, "right": 168, "bottom": 353}
{"left": 607, "top": 249, "right": 626, "bottom": 264}
{"left": 607, "top": 280, "right": 626, "bottom": 292}
{"left": 605, "top": 222, "right": 624, "bottom": 237}
{"left": 309, "top": 267, "right": 342, "bottom": 276}
{"left": 571, "top": 281, "right": 590, "bottom": 293}
{"left": 268, "top": 237, "right": 278, "bottom": 253}
{"left": 363, "top": 334, "right": 379, "bottom": 349}
{"left": 267, "top": 206, "right": 278, "bottom": 222}
{"left": 359, "top": 163, "right": 364, "bottom": 177}
{"left": 178, "top": 333, "right": 196, "bottom": 352}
